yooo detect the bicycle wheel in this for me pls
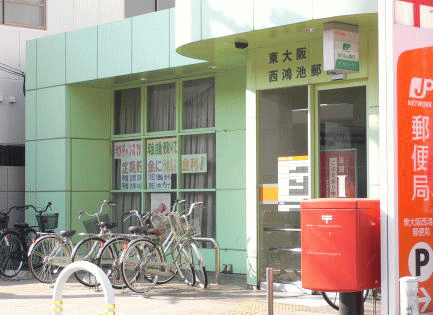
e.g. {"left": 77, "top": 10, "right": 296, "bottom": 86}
{"left": 28, "top": 235, "right": 71, "bottom": 283}
{"left": 190, "top": 242, "right": 207, "bottom": 288}
{"left": 97, "top": 236, "right": 129, "bottom": 289}
{"left": 321, "top": 290, "right": 369, "bottom": 310}
{"left": 0, "top": 230, "right": 24, "bottom": 277}
{"left": 24, "top": 228, "right": 38, "bottom": 249}
{"left": 121, "top": 238, "right": 163, "bottom": 293}
{"left": 71, "top": 236, "right": 105, "bottom": 287}
{"left": 177, "top": 242, "right": 195, "bottom": 287}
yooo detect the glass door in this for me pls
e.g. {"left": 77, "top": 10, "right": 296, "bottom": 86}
{"left": 258, "top": 85, "right": 310, "bottom": 284}
{"left": 317, "top": 85, "right": 367, "bottom": 198}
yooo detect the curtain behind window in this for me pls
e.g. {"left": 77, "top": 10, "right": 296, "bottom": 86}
{"left": 147, "top": 83, "right": 176, "bottom": 132}
{"left": 112, "top": 192, "right": 141, "bottom": 233}
{"left": 4, "top": 1, "right": 45, "bottom": 28}
{"left": 183, "top": 78, "right": 215, "bottom": 129}
{"left": 114, "top": 88, "right": 141, "bottom": 135}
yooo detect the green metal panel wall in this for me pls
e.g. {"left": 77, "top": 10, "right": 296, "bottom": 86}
{"left": 36, "top": 86, "right": 67, "bottom": 139}
{"left": 36, "top": 33, "right": 66, "bottom": 89}
{"left": 132, "top": 10, "right": 170, "bottom": 72}
{"left": 66, "top": 27, "right": 98, "bottom": 84}
{"left": 98, "top": 19, "right": 132, "bottom": 78}
{"left": 25, "top": 40, "right": 37, "bottom": 91}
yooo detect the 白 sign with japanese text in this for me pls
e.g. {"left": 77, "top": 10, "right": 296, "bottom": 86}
{"left": 147, "top": 138, "right": 177, "bottom": 190}
{"left": 113, "top": 141, "right": 143, "bottom": 190}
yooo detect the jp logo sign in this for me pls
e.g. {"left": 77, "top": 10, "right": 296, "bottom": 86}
{"left": 409, "top": 78, "right": 433, "bottom": 99}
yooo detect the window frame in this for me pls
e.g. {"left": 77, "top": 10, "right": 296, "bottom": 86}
{"left": 111, "top": 75, "right": 216, "bottom": 239}
{"left": 2, "top": 0, "right": 46, "bottom": 30}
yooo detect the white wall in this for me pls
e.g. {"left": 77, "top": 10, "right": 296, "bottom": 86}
{"left": 0, "top": 0, "right": 125, "bottom": 145}
{"left": 0, "top": 0, "right": 125, "bottom": 213}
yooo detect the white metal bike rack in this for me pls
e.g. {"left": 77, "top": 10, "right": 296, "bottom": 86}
{"left": 51, "top": 261, "right": 115, "bottom": 315}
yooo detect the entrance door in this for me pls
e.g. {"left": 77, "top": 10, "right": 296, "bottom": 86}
{"left": 258, "top": 85, "right": 310, "bottom": 284}
{"left": 317, "top": 85, "right": 367, "bottom": 199}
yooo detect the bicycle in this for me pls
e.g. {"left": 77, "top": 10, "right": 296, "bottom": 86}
{"left": 93, "top": 209, "right": 154, "bottom": 290}
{"left": 0, "top": 202, "right": 52, "bottom": 278}
{"left": 27, "top": 200, "right": 115, "bottom": 284}
{"left": 321, "top": 290, "right": 370, "bottom": 310}
{"left": 70, "top": 200, "right": 121, "bottom": 288}
{"left": 119, "top": 200, "right": 207, "bottom": 293}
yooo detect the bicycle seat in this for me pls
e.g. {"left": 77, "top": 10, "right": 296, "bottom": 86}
{"left": 147, "top": 228, "right": 162, "bottom": 236}
{"left": 13, "top": 223, "right": 29, "bottom": 230}
{"left": 128, "top": 226, "right": 147, "bottom": 234}
{"left": 58, "top": 230, "right": 76, "bottom": 238}
{"left": 99, "top": 222, "right": 117, "bottom": 230}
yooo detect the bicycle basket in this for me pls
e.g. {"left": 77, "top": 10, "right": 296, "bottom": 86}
{"left": 36, "top": 213, "right": 59, "bottom": 230}
{"left": 83, "top": 214, "right": 111, "bottom": 234}
{"left": 0, "top": 215, "right": 9, "bottom": 230}
{"left": 168, "top": 213, "right": 200, "bottom": 238}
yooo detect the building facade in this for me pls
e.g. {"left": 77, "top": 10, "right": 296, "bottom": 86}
{"left": 25, "top": 0, "right": 380, "bottom": 288}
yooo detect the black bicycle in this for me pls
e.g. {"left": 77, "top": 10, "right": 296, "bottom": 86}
{"left": 0, "top": 202, "right": 54, "bottom": 278}
{"left": 321, "top": 290, "right": 370, "bottom": 310}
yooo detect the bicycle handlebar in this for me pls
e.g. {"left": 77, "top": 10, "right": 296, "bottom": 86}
{"left": 183, "top": 201, "right": 205, "bottom": 218}
{"left": 1, "top": 202, "right": 52, "bottom": 216}
{"left": 78, "top": 200, "right": 115, "bottom": 221}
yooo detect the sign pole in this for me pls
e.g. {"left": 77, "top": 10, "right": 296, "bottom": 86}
{"left": 379, "top": 1, "right": 399, "bottom": 314}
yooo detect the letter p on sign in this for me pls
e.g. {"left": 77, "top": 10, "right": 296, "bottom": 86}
{"left": 409, "top": 242, "right": 433, "bottom": 282}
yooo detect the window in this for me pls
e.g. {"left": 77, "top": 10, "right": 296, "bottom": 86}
{"left": 0, "top": 145, "right": 25, "bottom": 166}
{"left": 183, "top": 77, "right": 215, "bottom": 129}
{"left": 114, "top": 88, "right": 141, "bottom": 135}
{"left": 1, "top": 0, "right": 46, "bottom": 29}
{"left": 147, "top": 83, "right": 176, "bottom": 132}
{"left": 111, "top": 77, "right": 215, "bottom": 240}
{"left": 125, "top": 0, "right": 175, "bottom": 18}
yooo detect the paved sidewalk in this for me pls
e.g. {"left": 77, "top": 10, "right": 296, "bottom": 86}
{"left": 0, "top": 272, "right": 381, "bottom": 314}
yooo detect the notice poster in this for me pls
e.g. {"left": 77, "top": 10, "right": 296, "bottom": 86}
{"left": 113, "top": 141, "right": 143, "bottom": 190}
{"left": 320, "top": 149, "right": 356, "bottom": 198}
{"left": 277, "top": 156, "right": 309, "bottom": 212}
{"left": 181, "top": 154, "right": 207, "bottom": 173}
{"left": 147, "top": 138, "right": 177, "bottom": 190}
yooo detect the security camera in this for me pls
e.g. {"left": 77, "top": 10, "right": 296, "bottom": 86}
{"left": 234, "top": 41, "right": 248, "bottom": 49}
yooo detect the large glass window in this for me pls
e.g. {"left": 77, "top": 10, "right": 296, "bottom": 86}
{"left": 124, "top": 0, "right": 175, "bottom": 18}
{"left": 111, "top": 77, "right": 215, "bottom": 239}
{"left": 2, "top": 0, "right": 45, "bottom": 29}
{"left": 147, "top": 83, "right": 176, "bottom": 132}
{"left": 183, "top": 78, "right": 215, "bottom": 129}
{"left": 318, "top": 86, "right": 367, "bottom": 198}
{"left": 114, "top": 88, "right": 141, "bottom": 135}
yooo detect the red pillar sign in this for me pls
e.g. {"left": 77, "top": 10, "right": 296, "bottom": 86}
{"left": 398, "top": 46, "right": 433, "bottom": 313}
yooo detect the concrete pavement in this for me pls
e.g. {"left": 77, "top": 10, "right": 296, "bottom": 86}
{"left": 0, "top": 272, "right": 381, "bottom": 314}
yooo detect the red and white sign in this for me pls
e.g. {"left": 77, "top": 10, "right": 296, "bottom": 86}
{"left": 320, "top": 150, "right": 356, "bottom": 198}
{"left": 395, "top": 0, "right": 433, "bottom": 28}
{"left": 398, "top": 46, "right": 433, "bottom": 313}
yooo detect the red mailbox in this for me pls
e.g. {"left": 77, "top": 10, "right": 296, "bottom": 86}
{"left": 301, "top": 198, "right": 380, "bottom": 292}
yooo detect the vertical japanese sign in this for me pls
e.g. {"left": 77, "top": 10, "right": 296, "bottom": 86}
{"left": 147, "top": 138, "right": 177, "bottom": 190}
{"left": 114, "top": 141, "right": 143, "bottom": 190}
{"left": 398, "top": 46, "right": 433, "bottom": 313}
{"left": 277, "top": 156, "right": 309, "bottom": 212}
{"left": 320, "top": 150, "right": 356, "bottom": 198}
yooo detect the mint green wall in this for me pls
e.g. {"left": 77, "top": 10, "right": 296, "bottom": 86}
{"left": 66, "top": 27, "right": 98, "bottom": 84}
{"left": 176, "top": 0, "right": 378, "bottom": 51}
{"left": 25, "top": 40, "right": 37, "bottom": 91}
{"left": 132, "top": 10, "right": 170, "bottom": 72}
{"left": 36, "top": 33, "right": 66, "bottom": 89}
{"left": 215, "top": 70, "right": 247, "bottom": 273}
{"left": 36, "top": 86, "right": 67, "bottom": 139}
{"left": 98, "top": 19, "right": 132, "bottom": 78}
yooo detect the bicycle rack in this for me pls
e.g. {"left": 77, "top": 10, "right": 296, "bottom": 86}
{"left": 52, "top": 261, "right": 115, "bottom": 315}
{"left": 192, "top": 237, "right": 221, "bottom": 285}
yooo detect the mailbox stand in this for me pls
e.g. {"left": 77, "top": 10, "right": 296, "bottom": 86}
{"left": 339, "top": 292, "right": 364, "bottom": 315}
